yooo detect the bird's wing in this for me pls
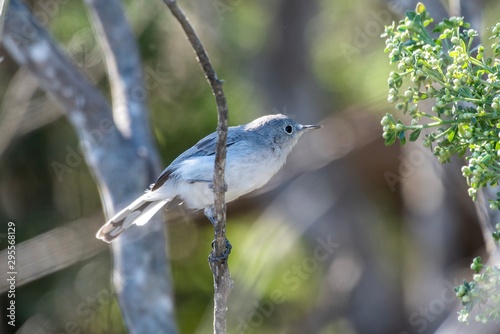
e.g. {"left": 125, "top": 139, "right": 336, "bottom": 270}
{"left": 151, "top": 128, "right": 240, "bottom": 191}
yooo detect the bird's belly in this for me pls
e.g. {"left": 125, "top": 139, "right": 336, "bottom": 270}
{"left": 225, "top": 160, "right": 275, "bottom": 200}
{"left": 177, "top": 152, "right": 284, "bottom": 209}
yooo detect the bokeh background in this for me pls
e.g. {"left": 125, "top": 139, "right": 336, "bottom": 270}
{"left": 1, "top": 0, "right": 500, "bottom": 333}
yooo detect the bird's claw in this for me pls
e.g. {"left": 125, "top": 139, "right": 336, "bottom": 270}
{"left": 209, "top": 238, "right": 232, "bottom": 263}
{"left": 208, "top": 182, "right": 228, "bottom": 193}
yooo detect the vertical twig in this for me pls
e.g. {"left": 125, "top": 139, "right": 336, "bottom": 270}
{"left": 162, "top": 0, "right": 233, "bottom": 333}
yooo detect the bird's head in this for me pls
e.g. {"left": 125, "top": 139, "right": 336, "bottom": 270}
{"left": 244, "top": 114, "right": 322, "bottom": 151}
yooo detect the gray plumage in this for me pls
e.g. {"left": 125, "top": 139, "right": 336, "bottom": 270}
{"left": 96, "top": 114, "right": 321, "bottom": 242}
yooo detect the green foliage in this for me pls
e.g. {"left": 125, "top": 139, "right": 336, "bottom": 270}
{"left": 381, "top": 3, "right": 500, "bottom": 204}
{"left": 454, "top": 256, "right": 500, "bottom": 324}
{"left": 382, "top": 3, "right": 500, "bottom": 325}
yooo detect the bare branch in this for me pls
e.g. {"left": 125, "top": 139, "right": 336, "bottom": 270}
{"left": 0, "top": 213, "right": 106, "bottom": 292}
{"left": 85, "top": 0, "right": 176, "bottom": 332}
{"left": 0, "top": 0, "right": 9, "bottom": 42}
{"left": 0, "top": 68, "right": 37, "bottom": 158}
{"left": 3, "top": 1, "right": 176, "bottom": 333}
{"left": 162, "top": 0, "right": 232, "bottom": 332}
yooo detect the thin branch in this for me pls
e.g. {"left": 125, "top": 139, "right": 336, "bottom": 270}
{"left": 0, "top": 213, "right": 106, "bottom": 292}
{"left": 162, "top": 1, "right": 232, "bottom": 333}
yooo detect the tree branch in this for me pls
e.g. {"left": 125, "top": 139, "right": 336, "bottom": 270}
{"left": 0, "top": 0, "right": 9, "bottom": 43}
{"left": 3, "top": 1, "right": 177, "bottom": 332}
{"left": 162, "top": 1, "right": 232, "bottom": 333}
{"left": 84, "top": 1, "right": 177, "bottom": 333}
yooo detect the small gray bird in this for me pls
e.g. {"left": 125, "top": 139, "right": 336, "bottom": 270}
{"left": 97, "top": 114, "right": 321, "bottom": 242}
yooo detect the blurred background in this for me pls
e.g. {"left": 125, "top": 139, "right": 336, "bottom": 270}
{"left": 1, "top": 0, "right": 500, "bottom": 333}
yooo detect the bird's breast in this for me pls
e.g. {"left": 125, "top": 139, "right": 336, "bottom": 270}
{"left": 224, "top": 147, "right": 286, "bottom": 202}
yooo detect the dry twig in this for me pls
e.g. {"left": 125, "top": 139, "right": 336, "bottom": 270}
{"left": 162, "top": 1, "right": 233, "bottom": 332}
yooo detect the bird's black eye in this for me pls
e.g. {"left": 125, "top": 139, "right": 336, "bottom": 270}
{"left": 284, "top": 125, "right": 293, "bottom": 134}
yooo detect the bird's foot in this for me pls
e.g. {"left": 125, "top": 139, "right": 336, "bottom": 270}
{"left": 208, "top": 182, "right": 228, "bottom": 193}
{"left": 209, "top": 238, "right": 232, "bottom": 263}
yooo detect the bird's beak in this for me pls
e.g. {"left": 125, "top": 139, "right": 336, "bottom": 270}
{"left": 301, "top": 124, "right": 322, "bottom": 131}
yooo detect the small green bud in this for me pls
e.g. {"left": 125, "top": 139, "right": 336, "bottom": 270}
{"left": 470, "top": 256, "right": 483, "bottom": 273}
{"left": 388, "top": 94, "right": 398, "bottom": 103}
{"left": 455, "top": 285, "right": 466, "bottom": 297}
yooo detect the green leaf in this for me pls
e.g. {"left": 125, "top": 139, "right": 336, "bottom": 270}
{"left": 413, "top": 14, "right": 422, "bottom": 25}
{"left": 481, "top": 154, "right": 492, "bottom": 164}
{"left": 406, "top": 11, "right": 416, "bottom": 21}
{"left": 448, "top": 126, "right": 457, "bottom": 142}
{"left": 461, "top": 39, "right": 467, "bottom": 52}
{"left": 398, "top": 131, "right": 407, "bottom": 145}
{"left": 409, "top": 128, "right": 422, "bottom": 141}
{"left": 385, "top": 113, "right": 396, "bottom": 124}
{"left": 384, "top": 132, "right": 396, "bottom": 146}
{"left": 418, "top": 92, "right": 428, "bottom": 99}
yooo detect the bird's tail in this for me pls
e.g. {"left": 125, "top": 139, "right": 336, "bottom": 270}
{"left": 96, "top": 193, "right": 169, "bottom": 243}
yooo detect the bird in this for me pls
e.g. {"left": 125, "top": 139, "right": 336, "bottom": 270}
{"left": 96, "top": 114, "right": 321, "bottom": 243}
